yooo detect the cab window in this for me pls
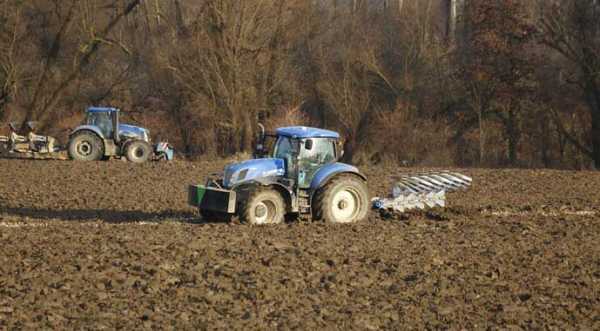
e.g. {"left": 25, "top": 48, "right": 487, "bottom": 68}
{"left": 86, "top": 112, "right": 113, "bottom": 138}
{"left": 300, "top": 138, "right": 335, "bottom": 165}
{"left": 273, "top": 136, "right": 294, "bottom": 159}
{"left": 298, "top": 138, "right": 336, "bottom": 188}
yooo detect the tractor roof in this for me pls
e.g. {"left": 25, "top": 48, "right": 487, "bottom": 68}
{"left": 87, "top": 107, "right": 119, "bottom": 113}
{"left": 276, "top": 126, "right": 340, "bottom": 139}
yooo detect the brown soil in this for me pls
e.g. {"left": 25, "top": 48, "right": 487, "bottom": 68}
{"left": 0, "top": 159, "right": 598, "bottom": 329}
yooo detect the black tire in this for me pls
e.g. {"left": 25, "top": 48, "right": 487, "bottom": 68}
{"left": 239, "top": 188, "right": 286, "bottom": 225}
{"left": 313, "top": 175, "right": 369, "bottom": 224}
{"left": 68, "top": 131, "right": 104, "bottom": 161}
{"left": 199, "top": 209, "right": 232, "bottom": 223}
{"left": 125, "top": 140, "right": 152, "bottom": 163}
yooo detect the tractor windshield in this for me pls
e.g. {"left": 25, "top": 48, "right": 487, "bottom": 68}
{"left": 273, "top": 136, "right": 294, "bottom": 159}
{"left": 86, "top": 111, "right": 113, "bottom": 138}
{"left": 273, "top": 136, "right": 297, "bottom": 178}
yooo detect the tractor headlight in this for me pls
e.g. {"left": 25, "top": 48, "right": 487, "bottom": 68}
{"left": 223, "top": 166, "right": 234, "bottom": 188}
{"left": 237, "top": 169, "right": 248, "bottom": 181}
{"left": 223, "top": 168, "right": 250, "bottom": 188}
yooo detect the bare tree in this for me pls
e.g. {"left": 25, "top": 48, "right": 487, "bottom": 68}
{"left": 539, "top": 0, "right": 600, "bottom": 168}
{"left": 167, "top": 0, "right": 295, "bottom": 154}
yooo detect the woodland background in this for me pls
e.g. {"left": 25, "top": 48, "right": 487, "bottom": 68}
{"left": 0, "top": 0, "right": 599, "bottom": 169}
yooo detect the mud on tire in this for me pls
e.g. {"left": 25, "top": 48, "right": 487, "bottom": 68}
{"left": 239, "top": 188, "right": 286, "bottom": 225}
{"left": 313, "top": 175, "right": 369, "bottom": 223}
{"left": 125, "top": 140, "right": 152, "bottom": 163}
{"left": 68, "top": 131, "right": 104, "bottom": 161}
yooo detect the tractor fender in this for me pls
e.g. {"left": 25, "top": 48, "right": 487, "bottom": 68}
{"left": 70, "top": 125, "right": 105, "bottom": 140}
{"left": 233, "top": 178, "right": 295, "bottom": 212}
{"left": 309, "top": 162, "right": 367, "bottom": 193}
{"left": 121, "top": 138, "right": 138, "bottom": 151}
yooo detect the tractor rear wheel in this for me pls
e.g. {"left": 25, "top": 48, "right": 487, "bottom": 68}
{"left": 68, "top": 131, "right": 104, "bottom": 161}
{"left": 125, "top": 140, "right": 152, "bottom": 163}
{"left": 313, "top": 175, "right": 369, "bottom": 224}
{"left": 239, "top": 188, "right": 285, "bottom": 225}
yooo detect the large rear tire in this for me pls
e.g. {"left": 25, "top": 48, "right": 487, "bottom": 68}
{"left": 125, "top": 140, "right": 152, "bottom": 163}
{"left": 68, "top": 131, "right": 104, "bottom": 161}
{"left": 239, "top": 188, "right": 285, "bottom": 225}
{"left": 313, "top": 175, "right": 369, "bottom": 224}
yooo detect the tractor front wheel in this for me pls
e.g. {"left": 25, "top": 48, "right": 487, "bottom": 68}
{"left": 68, "top": 131, "right": 104, "bottom": 161}
{"left": 125, "top": 140, "right": 152, "bottom": 163}
{"left": 313, "top": 175, "right": 369, "bottom": 224}
{"left": 239, "top": 188, "right": 285, "bottom": 225}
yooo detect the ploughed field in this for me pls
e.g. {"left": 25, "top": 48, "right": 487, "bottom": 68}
{"left": 0, "top": 159, "right": 598, "bottom": 329}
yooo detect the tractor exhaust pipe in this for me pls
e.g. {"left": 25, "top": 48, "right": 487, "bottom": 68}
{"left": 253, "top": 123, "right": 266, "bottom": 158}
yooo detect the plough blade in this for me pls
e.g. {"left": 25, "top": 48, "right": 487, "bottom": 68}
{"left": 373, "top": 172, "right": 472, "bottom": 213}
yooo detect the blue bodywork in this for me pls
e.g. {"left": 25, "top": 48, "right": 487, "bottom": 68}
{"left": 71, "top": 125, "right": 107, "bottom": 139}
{"left": 71, "top": 108, "right": 150, "bottom": 142}
{"left": 118, "top": 124, "right": 150, "bottom": 142}
{"left": 70, "top": 124, "right": 149, "bottom": 142}
{"left": 88, "top": 106, "right": 119, "bottom": 113}
{"left": 276, "top": 126, "right": 340, "bottom": 139}
{"left": 309, "top": 162, "right": 366, "bottom": 191}
{"left": 223, "top": 158, "right": 285, "bottom": 188}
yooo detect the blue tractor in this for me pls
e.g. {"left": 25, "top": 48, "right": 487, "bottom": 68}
{"left": 188, "top": 126, "right": 370, "bottom": 224}
{"left": 68, "top": 107, "right": 173, "bottom": 163}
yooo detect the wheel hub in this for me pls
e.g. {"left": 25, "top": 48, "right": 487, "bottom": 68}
{"left": 255, "top": 204, "right": 267, "bottom": 218}
{"left": 331, "top": 189, "right": 359, "bottom": 223}
{"left": 134, "top": 147, "right": 144, "bottom": 158}
{"left": 77, "top": 142, "right": 92, "bottom": 156}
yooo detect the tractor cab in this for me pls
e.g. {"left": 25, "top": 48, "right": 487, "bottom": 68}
{"left": 85, "top": 107, "right": 119, "bottom": 142}
{"left": 270, "top": 127, "right": 340, "bottom": 188}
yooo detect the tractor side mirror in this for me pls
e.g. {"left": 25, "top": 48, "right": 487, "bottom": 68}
{"left": 304, "top": 139, "right": 313, "bottom": 151}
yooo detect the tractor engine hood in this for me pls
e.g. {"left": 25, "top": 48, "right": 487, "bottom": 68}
{"left": 118, "top": 124, "right": 150, "bottom": 142}
{"left": 223, "top": 158, "right": 285, "bottom": 188}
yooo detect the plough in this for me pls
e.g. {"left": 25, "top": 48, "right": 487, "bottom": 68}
{"left": 0, "top": 122, "right": 66, "bottom": 159}
{"left": 372, "top": 172, "right": 472, "bottom": 213}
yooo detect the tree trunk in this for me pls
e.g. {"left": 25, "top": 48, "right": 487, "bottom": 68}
{"left": 241, "top": 110, "right": 253, "bottom": 153}
{"left": 478, "top": 105, "right": 485, "bottom": 165}
{"left": 591, "top": 106, "right": 600, "bottom": 169}
{"left": 540, "top": 113, "right": 551, "bottom": 167}
{"left": 585, "top": 74, "right": 600, "bottom": 169}
{"left": 506, "top": 107, "right": 519, "bottom": 165}
{"left": 342, "top": 135, "right": 356, "bottom": 164}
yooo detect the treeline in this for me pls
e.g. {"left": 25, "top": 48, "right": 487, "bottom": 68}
{"left": 0, "top": 0, "right": 598, "bottom": 169}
